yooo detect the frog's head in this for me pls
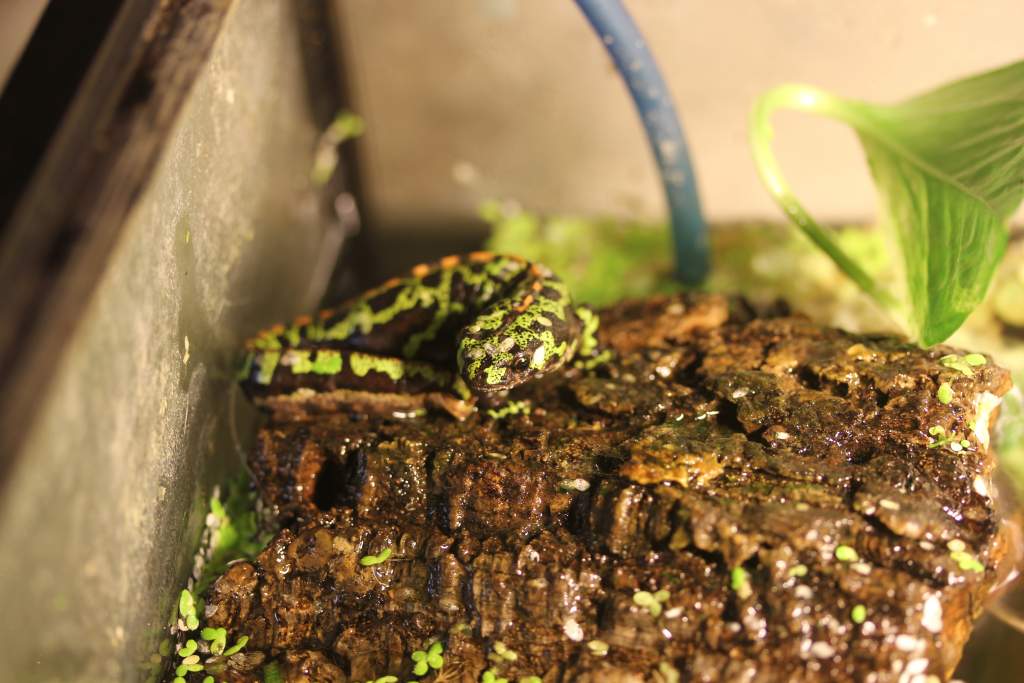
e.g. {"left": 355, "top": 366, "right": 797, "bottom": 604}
{"left": 457, "top": 318, "right": 572, "bottom": 395}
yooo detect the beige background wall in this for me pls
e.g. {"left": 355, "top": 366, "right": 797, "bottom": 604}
{"left": 7, "top": 1, "right": 1022, "bottom": 228}
{"left": 0, "top": 0, "right": 47, "bottom": 90}
{"left": 334, "top": 0, "right": 1024, "bottom": 230}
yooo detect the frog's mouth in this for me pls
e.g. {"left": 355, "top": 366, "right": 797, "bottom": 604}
{"left": 460, "top": 345, "right": 570, "bottom": 396}
{"left": 461, "top": 364, "right": 524, "bottom": 395}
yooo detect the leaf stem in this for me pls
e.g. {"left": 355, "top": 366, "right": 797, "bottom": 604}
{"left": 750, "top": 85, "right": 899, "bottom": 311}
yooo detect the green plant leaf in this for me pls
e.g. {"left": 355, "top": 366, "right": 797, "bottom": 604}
{"left": 751, "top": 59, "right": 1024, "bottom": 345}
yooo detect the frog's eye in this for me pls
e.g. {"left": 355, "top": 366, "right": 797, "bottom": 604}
{"left": 512, "top": 355, "right": 531, "bottom": 372}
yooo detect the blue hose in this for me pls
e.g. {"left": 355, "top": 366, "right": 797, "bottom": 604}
{"left": 574, "top": 0, "right": 709, "bottom": 284}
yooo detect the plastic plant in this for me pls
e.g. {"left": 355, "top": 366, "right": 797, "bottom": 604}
{"left": 751, "top": 59, "right": 1024, "bottom": 346}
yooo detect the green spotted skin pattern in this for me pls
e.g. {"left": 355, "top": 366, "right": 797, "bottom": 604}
{"left": 239, "top": 252, "right": 595, "bottom": 405}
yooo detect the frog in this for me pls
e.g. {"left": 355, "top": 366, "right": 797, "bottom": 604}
{"left": 238, "top": 252, "right": 603, "bottom": 419}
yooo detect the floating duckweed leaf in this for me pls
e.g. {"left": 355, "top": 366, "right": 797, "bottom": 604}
{"left": 411, "top": 649, "right": 429, "bottom": 676}
{"left": 223, "top": 634, "right": 249, "bottom": 656}
{"left": 950, "top": 549, "right": 986, "bottom": 573}
{"left": 491, "top": 641, "right": 515, "bottom": 663}
{"left": 359, "top": 547, "right": 392, "bottom": 566}
{"left": 964, "top": 353, "right": 988, "bottom": 366}
{"left": 835, "top": 545, "right": 859, "bottom": 562}
{"left": 730, "top": 567, "right": 752, "bottom": 599}
{"left": 177, "top": 639, "right": 197, "bottom": 658}
{"left": 178, "top": 590, "right": 195, "bottom": 621}
{"left": 482, "top": 670, "right": 509, "bottom": 683}
{"left": 937, "top": 382, "right": 954, "bottom": 405}
{"left": 632, "top": 590, "right": 655, "bottom": 607}
{"left": 427, "top": 640, "right": 445, "bottom": 668}
{"left": 632, "top": 589, "right": 665, "bottom": 617}
{"left": 752, "top": 60, "right": 1024, "bottom": 345}
{"left": 940, "top": 354, "right": 975, "bottom": 377}
{"left": 202, "top": 626, "right": 227, "bottom": 655}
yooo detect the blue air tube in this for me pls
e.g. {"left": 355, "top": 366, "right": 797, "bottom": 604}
{"left": 574, "top": 0, "right": 709, "bottom": 284}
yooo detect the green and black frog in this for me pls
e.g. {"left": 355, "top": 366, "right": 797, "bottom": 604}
{"left": 238, "top": 252, "right": 604, "bottom": 419}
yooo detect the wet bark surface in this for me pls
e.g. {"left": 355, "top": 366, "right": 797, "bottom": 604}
{"left": 204, "top": 294, "right": 1012, "bottom": 682}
